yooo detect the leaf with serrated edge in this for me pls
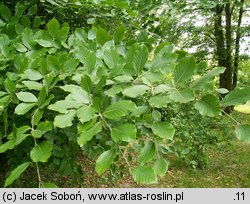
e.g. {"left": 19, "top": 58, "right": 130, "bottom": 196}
{"left": 95, "top": 149, "right": 116, "bottom": 175}
{"left": 132, "top": 166, "right": 157, "bottom": 184}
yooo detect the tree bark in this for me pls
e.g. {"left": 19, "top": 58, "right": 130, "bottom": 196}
{"left": 233, "top": 0, "right": 244, "bottom": 88}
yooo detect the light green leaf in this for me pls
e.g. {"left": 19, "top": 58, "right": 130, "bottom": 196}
{"left": 103, "top": 46, "right": 119, "bottom": 69}
{"left": 104, "top": 85, "right": 123, "bottom": 97}
{"left": 221, "top": 87, "right": 250, "bottom": 107}
{"left": 77, "top": 121, "right": 103, "bottom": 146}
{"left": 4, "top": 162, "right": 31, "bottom": 187}
{"left": 169, "top": 88, "right": 194, "bottom": 103}
{"left": 103, "top": 100, "right": 136, "bottom": 120}
{"left": 111, "top": 124, "right": 137, "bottom": 143}
{"left": 194, "top": 94, "right": 220, "bottom": 117}
{"left": 22, "top": 69, "right": 43, "bottom": 81}
{"left": 31, "top": 121, "right": 53, "bottom": 138}
{"left": 235, "top": 124, "right": 250, "bottom": 143}
{"left": 152, "top": 122, "right": 175, "bottom": 140}
{"left": 130, "top": 106, "right": 149, "bottom": 117}
{"left": 54, "top": 110, "right": 76, "bottom": 128}
{"left": 77, "top": 105, "right": 96, "bottom": 123}
{"left": 133, "top": 45, "right": 148, "bottom": 73}
{"left": 139, "top": 141, "right": 156, "bottom": 164}
{"left": 36, "top": 39, "right": 53, "bottom": 47}
{"left": 48, "top": 100, "right": 82, "bottom": 114}
{"left": 194, "top": 67, "right": 226, "bottom": 88}
{"left": 95, "top": 149, "right": 116, "bottom": 175}
{"left": 30, "top": 141, "right": 52, "bottom": 163}
{"left": 196, "top": 61, "right": 207, "bottom": 74}
{"left": 132, "top": 166, "right": 157, "bottom": 184}
{"left": 153, "top": 159, "right": 169, "bottom": 177}
{"left": 16, "top": 92, "right": 38, "bottom": 103}
{"left": 174, "top": 56, "right": 196, "bottom": 84}
{"left": 96, "top": 28, "right": 112, "bottom": 46}
{"left": 15, "top": 103, "right": 36, "bottom": 115}
{"left": 75, "top": 46, "right": 96, "bottom": 73}
{"left": 149, "top": 95, "right": 171, "bottom": 108}
{"left": 22, "top": 81, "right": 43, "bottom": 91}
{"left": 216, "top": 88, "right": 229, "bottom": 94}
{"left": 123, "top": 85, "right": 149, "bottom": 98}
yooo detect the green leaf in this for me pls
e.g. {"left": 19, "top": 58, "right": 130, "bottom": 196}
{"left": 133, "top": 45, "right": 148, "bottom": 73}
{"left": 95, "top": 149, "right": 116, "bottom": 175}
{"left": 221, "top": 87, "right": 250, "bottom": 107}
{"left": 41, "top": 182, "right": 58, "bottom": 188}
{"left": 0, "top": 5, "right": 11, "bottom": 21}
{"left": 77, "top": 121, "right": 103, "bottom": 146}
{"left": 81, "top": 75, "right": 92, "bottom": 94}
{"left": 36, "top": 39, "right": 53, "bottom": 47}
{"left": 111, "top": 124, "right": 137, "bottom": 143}
{"left": 4, "top": 162, "right": 31, "bottom": 187}
{"left": 15, "top": 103, "right": 36, "bottom": 115}
{"left": 31, "top": 121, "right": 53, "bottom": 138}
{"left": 75, "top": 47, "right": 96, "bottom": 73}
{"left": 77, "top": 105, "right": 96, "bottom": 123}
{"left": 123, "top": 85, "right": 149, "bottom": 98}
{"left": 169, "top": 88, "right": 195, "bottom": 103}
{"left": 16, "top": 92, "right": 38, "bottom": 103}
{"left": 235, "top": 124, "right": 250, "bottom": 143}
{"left": 139, "top": 141, "right": 156, "bottom": 164}
{"left": 194, "top": 67, "right": 226, "bottom": 88}
{"left": 153, "top": 158, "right": 169, "bottom": 177}
{"left": 96, "top": 28, "right": 112, "bottom": 45}
{"left": 54, "top": 110, "right": 76, "bottom": 128}
{"left": 132, "top": 166, "right": 157, "bottom": 184}
{"left": 0, "top": 140, "right": 15, "bottom": 153}
{"left": 48, "top": 100, "right": 82, "bottom": 114}
{"left": 174, "top": 56, "right": 196, "bottom": 84}
{"left": 114, "top": 25, "right": 125, "bottom": 44}
{"left": 30, "top": 141, "right": 53, "bottom": 163}
{"left": 152, "top": 122, "right": 175, "bottom": 140}
{"left": 46, "top": 18, "right": 60, "bottom": 38}
{"left": 104, "top": 85, "right": 123, "bottom": 97}
{"left": 149, "top": 95, "right": 170, "bottom": 108}
{"left": 22, "top": 81, "right": 43, "bottom": 91}
{"left": 194, "top": 94, "right": 220, "bottom": 117}
{"left": 103, "top": 46, "right": 119, "bottom": 69}
{"left": 4, "top": 78, "right": 16, "bottom": 94}
{"left": 196, "top": 61, "right": 207, "bottom": 74}
{"left": 22, "top": 69, "right": 43, "bottom": 81}
{"left": 103, "top": 100, "right": 136, "bottom": 120}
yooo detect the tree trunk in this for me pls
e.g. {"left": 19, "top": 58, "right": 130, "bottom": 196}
{"left": 233, "top": 0, "right": 244, "bottom": 89}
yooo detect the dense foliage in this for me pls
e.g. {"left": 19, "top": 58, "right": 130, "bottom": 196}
{"left": 0, "top": 1, "right": 250, "bottom": 187}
